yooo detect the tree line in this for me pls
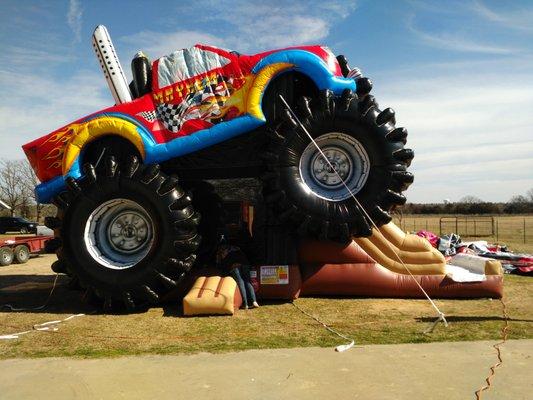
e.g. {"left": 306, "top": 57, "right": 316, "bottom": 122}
{"left": 401, "top": 190, "right": 533, "bottom": 215}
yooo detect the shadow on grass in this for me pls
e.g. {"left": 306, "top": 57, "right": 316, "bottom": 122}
{"left": 415, "top": 315, "right": 533, "bottom": 323}
{"left": 0, "top": 273, "right": 94, "bottom": 315}
{"left": 161, "top": 299, "right": 289, "bottom": 318}
{"left": 0, "top": 273, "right": 63, "bottom": 289}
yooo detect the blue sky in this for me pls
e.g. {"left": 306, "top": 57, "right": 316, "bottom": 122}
{"left": 0, "top": 0, "right": 532, "bottom": 203}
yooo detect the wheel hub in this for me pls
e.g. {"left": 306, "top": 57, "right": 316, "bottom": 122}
{"left": 108, "top": 211, "right": 150, "bottom": 254}
{"left": 84, "top": 199, "right": 154, "bottom": 270}
{"left": 299, "top": 132, "right": 370, "bottom": 202}
{"left": 311, "top": 147, "right": 352, "bottom": 188}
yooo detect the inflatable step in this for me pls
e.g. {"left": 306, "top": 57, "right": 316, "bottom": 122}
{"left": 183, "top": 276, "right": 242, "bottom": 316}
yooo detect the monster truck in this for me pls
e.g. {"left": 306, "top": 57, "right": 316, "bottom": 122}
{"left": 22, "top": 26, "right": 413, "bottom": 310}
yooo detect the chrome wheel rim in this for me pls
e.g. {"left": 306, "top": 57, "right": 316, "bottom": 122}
{"left": 84, "top": 199, "right": 154, "bottom": 270}
{"left": 1, "top": 252, "right": 11, "bottom": 263}
{"left": 299, "top": 132, "right": 370, "bottom": 202}
{"left": 18, "top": 248, "right": 29, "bottom": 261}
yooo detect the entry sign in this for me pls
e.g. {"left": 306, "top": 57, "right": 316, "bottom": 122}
{"left": 260, "top": 265, "right": 289, "bottom": 285}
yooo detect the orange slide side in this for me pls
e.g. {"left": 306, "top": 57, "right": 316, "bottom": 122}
{"left": 298, "top": 222, "right": 503, "bottom": 299}
{"left": 353, "top": 222, "right": 446, "bottom": 275}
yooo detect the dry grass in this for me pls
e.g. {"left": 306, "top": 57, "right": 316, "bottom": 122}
{"left": 0, "top": 255, "right": 531, "bottom": 359}
{"left": 394, "top": 214, "right": 533, "bottom": 253}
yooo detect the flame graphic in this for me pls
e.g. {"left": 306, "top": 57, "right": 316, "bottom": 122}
{"left": 43, "top": 147, "right": 64, "bottom": 160}
{"left": 49, "top": 161, "right": 62, "bottom": 170}
{"left": 43, "top": 124, "right": 79, "bottom": 170}
{"left": 43, "top": 126, "right": 74, "bottom": 145}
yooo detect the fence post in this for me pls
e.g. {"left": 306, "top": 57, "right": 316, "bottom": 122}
{"left": 524, "top": 218, "right": 526, "bottom": 244}
{"left": 496, "top": 219, "right": 498, "bottom": 242}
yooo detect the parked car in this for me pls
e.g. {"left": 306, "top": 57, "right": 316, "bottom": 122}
{"left": 0, "top": 217, "right": 38, "bottom": 234}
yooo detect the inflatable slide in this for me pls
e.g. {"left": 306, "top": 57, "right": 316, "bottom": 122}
{"left": 254, "top": 222, "right": 503, "bottom": 301}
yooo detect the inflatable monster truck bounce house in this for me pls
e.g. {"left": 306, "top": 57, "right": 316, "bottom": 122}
{"left": 23, "top": 26, "right": 502, "bottom": 311}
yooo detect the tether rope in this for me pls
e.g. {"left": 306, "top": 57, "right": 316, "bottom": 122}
{"left": 0, "top": 273, "right": 86, "bottom": 340}
{"left": 291, "top": 302, "right": 355, "bottom": 352}
{"left": 279, "top": 95, "right": 447, "bottom": 332}
{"left": 1, "top": 273, "right": 59, "bottom": 312}
{"left": 474, "top": 298, "right": 510, "bottom": 399}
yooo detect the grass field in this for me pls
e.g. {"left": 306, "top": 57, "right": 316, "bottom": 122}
{"left": 0, "top": 255, "right": 531, "bottom": 359}
{"left": 393, "top": 214, "right": 533, "bottom": 254}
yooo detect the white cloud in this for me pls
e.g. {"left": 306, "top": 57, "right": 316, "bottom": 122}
{"left": 121, "top": 0, "right": 357, "bottom": 56}
{"left": 121, "top": 30, "right": 226, "bottom": 59}
{"left": 228, "top": 14, "right": 329, "bottom": 50}
{"left": 3, "top": 46, "right": 74, "bottom": 70}
{"left": 4, "top": 0, "right": 530, "bottom": 204}
{"left": 0, "top": 69, "right": 110, "bottom": 160}
{"left": 67, "top": 0, "right": 82, "bottom": 42}
{"left": 217, "top": 0, "right": 356, "bottom": 51}
{"left": 470, "top": 0, "right": 533, "bottom": 33}
{"left": 406, "top": 15, "right": 519, "bottom": 55}
{"left": 371, "top": 58, "right": 533, "bottom": 202}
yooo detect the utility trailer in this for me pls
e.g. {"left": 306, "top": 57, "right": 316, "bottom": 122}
{"left": 0, "top": 236, "right": 54, "bottom": 266}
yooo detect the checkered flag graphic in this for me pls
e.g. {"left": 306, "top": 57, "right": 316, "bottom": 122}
{"left": 136, "top": 110, "right": 157, "bottom": 122}
{"left": 156, "top": 103, "right": 185, "bottom": 133}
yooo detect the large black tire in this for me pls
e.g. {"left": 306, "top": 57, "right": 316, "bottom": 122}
{"left": 262, "top": 89, "right": 414, "bottom": 243}
{"left": 45, "top": 155, "right": 201, "bottom": 311}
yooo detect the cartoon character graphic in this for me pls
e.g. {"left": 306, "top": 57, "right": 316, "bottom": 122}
{"left": 154, "top": 74, "right": 235, "bottom": 133}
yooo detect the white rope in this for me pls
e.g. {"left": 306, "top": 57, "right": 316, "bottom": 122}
{"left": 279, "top": 94, "right": 447, "bottom": 332}
{"left": 0, "top": 273, "right": 86, "bottom": 340}
{"left": 292, "top": 302, "right": 355, "bottom": 352}
{"left": 0, "top": 314, "right": 86, "bottom": 340}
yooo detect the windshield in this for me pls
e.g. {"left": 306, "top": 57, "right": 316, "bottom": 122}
{"left": 157, "top": 46, "right": 231, "bottom": 89}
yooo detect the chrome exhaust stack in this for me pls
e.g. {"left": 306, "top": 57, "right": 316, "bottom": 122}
{"left": 92, "top": 25, "right": 132, "bottom": 104}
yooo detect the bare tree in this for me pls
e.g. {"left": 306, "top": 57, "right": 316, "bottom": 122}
{"left": 20, "top": 160, "right": 44, "bottom": 221}
{"left": 504, "top": 194, "right": 529, "bottom": 213}
{"left": 526, "top": 187, "right": 533, "bottom": 202}
{"left": 0, "top": 159, "right": 26, "bottom": 216}
{"left": 459, "top": 195, "right": 484, "bottom": 204}
{"left": 508, "top": 194, "right": 528, "bottom": 204}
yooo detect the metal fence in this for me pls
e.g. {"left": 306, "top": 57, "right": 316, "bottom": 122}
{"left": 439, "top": 216, "right": 494, "bottom": 237}
{"left": 393, "top": 215, "right": 533, "bottom": 244}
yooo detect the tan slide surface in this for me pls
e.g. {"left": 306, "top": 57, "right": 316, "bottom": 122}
{"left": 354, "top": 222, "right": 446, "bottom": 275}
